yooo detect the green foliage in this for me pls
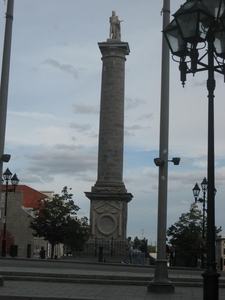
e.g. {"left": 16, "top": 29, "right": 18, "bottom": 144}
{"left": 167, "top": 203, "right": 222, "bottom": 267}
{"left": 30, "top": 186, "right": 90, "bottom": 258}
{"left": 133, "top": 236, "right": 140, "bottom": 249}
{"left": 148, "top": 245, "right": 157, "bottom": 253}
{"left": 133, "top": 236, "right": 156, "bottom": 253}
{"left": 167, "top": 203, "right": 203, "bottom": 266}
{"left": 64, "top": 216, "right": 90, "bottom": 252}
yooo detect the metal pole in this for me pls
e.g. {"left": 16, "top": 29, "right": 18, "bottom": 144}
{"left": 202, "top": 29, "right": 220, "bottom": 300}
{"left": 202, "top": 190, "right": 205, "bottom": 242}
{"left": 148, "top": 0, "right": 174, "bottom": 293}
{"left": 0, "top": 1, "right": 14, "bottom": 286}
{"left": 0, "top": 0, "right": 14, "bottom": 190}
{"left": 1, "top": 179, "right": 8, "bottom": 257}
{"left": 202, "top": 189, "right": 206, "bottom": 268}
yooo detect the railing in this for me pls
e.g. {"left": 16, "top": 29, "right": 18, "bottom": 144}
{"left": 84, "top": 237, "right": 126, "bottom": 256}
{"left": 63, "top": 237, "right": 127, "bottom": 260}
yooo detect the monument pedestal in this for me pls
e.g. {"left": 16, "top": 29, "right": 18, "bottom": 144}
{"left": 85, "top": 191, "right": 132, "bottom": 240}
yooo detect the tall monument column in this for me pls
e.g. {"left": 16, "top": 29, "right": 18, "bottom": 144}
{"left": 85, "top": 11, "right": 133, "bottom": 240}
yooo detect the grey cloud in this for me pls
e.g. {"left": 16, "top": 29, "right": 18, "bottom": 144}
{"left": 42, "top": 59, "right": 79, "bottom": 79}
{"left": 124, "top": 130, "right": 135, "bottom": 137}
{"left": 72, "top": 103, "right": 99, "bottom": 114}
{"left": 55, "top": 144, "right": 84, "bottom": 150}
{"left": 70, "top": 122, "right": 92, "bottom": 132}
{"left": 125, "top": 97, "right": 146, "bottom": 110}
{"left": 138, "top": 113, "right": 154, "bottom": 121}
{"left": 26, "top": 149, "right": 97, "bottom": 182}
{"left": 20, "top": 173, "right": 48, "bottom": 184}
{"left": 125, "top": 124, "right": 143, "bottom": 130}
{"left": 124, "top": 124, "right": 150, "bottom": 137}
{"left": 125, "top": 124, "right": 150, "bottom": 131}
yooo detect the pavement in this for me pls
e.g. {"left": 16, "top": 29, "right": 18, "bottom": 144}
{"left": 0, "top": 261, "right": 225, "bottom": 300}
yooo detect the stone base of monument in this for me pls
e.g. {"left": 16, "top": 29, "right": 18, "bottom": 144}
{"left": 147, "top": 281, "right": 175, "bottom": 293}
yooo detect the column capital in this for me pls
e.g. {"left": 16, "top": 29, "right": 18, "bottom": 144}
{"left": 98, "top": 41, "right": 130, "bottom": 57}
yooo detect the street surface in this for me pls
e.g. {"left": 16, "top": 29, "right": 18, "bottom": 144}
{"left": 0, "top": 258, "right": 224, "bottom": 299}
{"left": 0, "top": 257, "right": 224, "bottom": 278}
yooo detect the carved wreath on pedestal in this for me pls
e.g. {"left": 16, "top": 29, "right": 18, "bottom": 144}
{"left": 94, "top": 201, "right": 121, "bottom": 235}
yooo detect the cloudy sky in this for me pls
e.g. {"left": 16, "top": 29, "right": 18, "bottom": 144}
{"left": 0, "top": 0, "right": 225, "bottom": 244}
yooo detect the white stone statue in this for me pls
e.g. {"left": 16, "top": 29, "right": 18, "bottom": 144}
{"left": 109, "top": 11, "right": 123, "bottom": 40}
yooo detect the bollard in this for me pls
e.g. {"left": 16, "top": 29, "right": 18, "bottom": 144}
{"left": 27, "top": 244, "right": 31, "bottom": 258}
{"left": 99, "top": 247, "right": 104, "bottom": 262}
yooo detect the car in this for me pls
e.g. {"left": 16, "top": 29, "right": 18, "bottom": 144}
{"left": 132, "top": 248, "right": 141, "bottom": 255}
{"left": 132, "top": 250, "right": 156, "bottom": 265}
{"left": 148, "top": 254, "right": 156, "bottom": 265}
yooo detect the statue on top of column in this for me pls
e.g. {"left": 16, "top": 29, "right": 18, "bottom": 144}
{"left": 109, "top": 11, "right": 123, "bottom": 40}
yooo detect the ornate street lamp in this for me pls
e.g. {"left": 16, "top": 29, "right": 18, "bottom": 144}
{"left": 193, "top": 178, "right": 208, "bottom": 268}
{"left": 1, "top": 168, "right": 19, "bottom": 257}
{"left": 163, "top": 1, "right": 225, "bottom": 299}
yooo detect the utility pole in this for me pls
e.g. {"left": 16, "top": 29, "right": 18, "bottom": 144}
{"left": 0, "top": 0, "right": 14, "bottom": 188}
{"left": 0, "top": 0, "right": 14, "bottom": 286}
{"left": 148, "top": 0, "right": 174, "bottom": 293}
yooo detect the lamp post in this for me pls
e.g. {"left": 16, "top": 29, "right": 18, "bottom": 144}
{"left": 163, "top": 1, "right": 224, "bottom": 299}
{"left": 1, "top": 168, "right": 19, "bottom": 257}
{"left": 0, "top": 0, "right": 14, "bottom": 194}
{"left": 193, "top": 178, "right": 208, "bottom": 268}
{"left": 147, "top": 0, "right": 175, "bottom": 294}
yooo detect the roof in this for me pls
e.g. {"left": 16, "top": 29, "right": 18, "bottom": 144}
{"left": 1, "top": 184, "right": 49, "bottom": 209}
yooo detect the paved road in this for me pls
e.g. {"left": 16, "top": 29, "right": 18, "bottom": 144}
{"left": 0, "top": 257, "right": 213, "bottom": 277}
{"left": 0, "top": 258, "right": 224, "bottom": 299}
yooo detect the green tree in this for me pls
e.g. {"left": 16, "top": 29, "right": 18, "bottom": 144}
{"left": 167, "top": 203, "right": 222, "bottom": 267}
{"left": 64, "top": 216, "right": 90, "bottom": 253}
{"left": 30, "top": 186, "right": 89, "bottom": 258}
{"left": 133, "top": 236, "right": 140, "bottom": 249}
{"left": 148, "top": 244, "right": 157, "bottom": 253}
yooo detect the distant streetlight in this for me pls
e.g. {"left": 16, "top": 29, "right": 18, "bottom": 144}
{"left": 163, "top": 1, "right": 224, "bottom": 298}
{"left": 193, "top": 178, "right": 217, "bottom": 269}
{"left": 192, "top": 178, "right": 208, "bottom": 268}
{"left": 1, "top": 168, "right": 19, "bottom": 257}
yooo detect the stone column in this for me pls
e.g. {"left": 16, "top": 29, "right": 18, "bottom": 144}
{"left": 85, "top": 40, "right": 133, "bottom": 240}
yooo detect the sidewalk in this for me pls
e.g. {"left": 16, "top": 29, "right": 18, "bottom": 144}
{"left": 0, "top": 281, "right": 216, "bottom": 300}
{"left": 0, "top": 263, "right": 224, "bottom": 299}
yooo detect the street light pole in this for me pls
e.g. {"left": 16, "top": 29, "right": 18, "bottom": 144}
{"left": 147, "top": 0, "right": 175, "bottom": 293}
{"left": 1, "top": 168, "right": 19, "bottom": 257}
{"left": 203, "top": 27, "right": 220, "bottom": 299}
{"left": 0, "top": 0, "right": 14, "bottom": 191}
{"left": 163, "top": 1, "right": 225, "bottom": 299}
{"left": 1, "top": 169, "right": 10, "bottom": 257}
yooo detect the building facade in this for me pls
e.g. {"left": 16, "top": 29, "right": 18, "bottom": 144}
{"left": 0, "top": 185, "right": 55, "bottom": 258}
